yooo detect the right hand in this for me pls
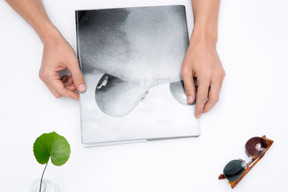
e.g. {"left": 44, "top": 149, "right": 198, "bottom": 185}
{"left": 39, "top": 30, "right": 86, "bottom": 100}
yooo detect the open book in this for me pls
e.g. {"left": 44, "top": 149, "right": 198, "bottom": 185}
{"left": 75, "top": 5, "right": 200, "bottom": 147}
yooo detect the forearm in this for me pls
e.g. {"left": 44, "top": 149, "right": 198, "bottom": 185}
{"left": 191, "top": 0, "right": 220, "bottom": 46}
{"left": 5, "top": 0, "right": 60, "bottom": 44}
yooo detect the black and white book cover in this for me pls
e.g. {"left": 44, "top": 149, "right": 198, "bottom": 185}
{"left": 75, "top": 5, "right": 200, "bottom": 147}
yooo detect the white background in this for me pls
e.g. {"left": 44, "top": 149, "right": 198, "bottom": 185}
{"left": 0, "top": 0, "right": 288, "bottom": 191}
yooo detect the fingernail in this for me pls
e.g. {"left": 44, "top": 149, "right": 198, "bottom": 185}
{"left": 187, "top": 96, "right": 193, "bottom": 104}
{"left": 78, "top": 84, "right": 86, "bottom": 92}
{"left": 196, "top": 113, "right": 201, "bottom": 119}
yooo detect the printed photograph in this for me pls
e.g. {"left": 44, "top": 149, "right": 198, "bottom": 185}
{"left": 76, "top": 5, "right": 200, "bottom": 145}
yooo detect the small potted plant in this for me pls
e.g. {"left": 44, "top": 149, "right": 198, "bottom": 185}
{"left": 30, "top": 132, "right": 71, "bottom": 192}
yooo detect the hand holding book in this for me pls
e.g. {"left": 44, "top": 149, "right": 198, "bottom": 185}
{"left": 5, "top": 0, "right": 86, "bottom": 100}
{"left": 181, "top": 0, "right": 225, "bottom": 119}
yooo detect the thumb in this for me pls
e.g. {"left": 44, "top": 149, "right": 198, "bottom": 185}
{"left": 67, "top": 58, "right": 86, "bottom": 92}
{"left": 181, "top": 70, "right": 196, "bottom": 104}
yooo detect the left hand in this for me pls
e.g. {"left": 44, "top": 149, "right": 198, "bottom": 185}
{"left": 181, "top": 36, "right": 225, "bottom": 119}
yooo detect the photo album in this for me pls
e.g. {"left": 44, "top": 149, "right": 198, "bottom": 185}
{"left": 75, "top": 5, "right": 200, "bottom": 147}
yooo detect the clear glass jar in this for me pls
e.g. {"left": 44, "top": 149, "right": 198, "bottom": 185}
{"left": 30, "top": 179, "right": 59, "bottom": 192}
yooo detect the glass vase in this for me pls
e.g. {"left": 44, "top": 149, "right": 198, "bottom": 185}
{"left": 30, "top": 179, "right": 60, "bottom": 192}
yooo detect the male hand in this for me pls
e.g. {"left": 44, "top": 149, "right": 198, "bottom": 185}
{"left": 181, "top": 38, "right": 225, "bottom": 119}
{"left": 39, "top": 30, "right": 86, "bottom": 100}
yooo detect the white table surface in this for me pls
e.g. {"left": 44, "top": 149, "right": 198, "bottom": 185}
{"left": 1, "top": 0, "right": 288, "bottom": 191}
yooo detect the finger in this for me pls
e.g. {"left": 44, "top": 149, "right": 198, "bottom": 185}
{"left": 51, "top": 79, "right": 79, "bottom": 100}
{"left": 39, "top": 69, "right": 60, "bottom": 98}
{"left": 181, "top": 69, "right": 196, "bottom": 104}
{"left": 219, "top": 70, "right": 226, "bottom": 90}
{"left": 203, "top": 79, "right": 221, "bottom": 113}
{"left": 46, "top": 84, "right": 62, "bottom": 98}
{"left": 195, "top": 79, "right": 210, "bottom": 118}
{"left": 65, "top": 83, "right": 77, "bottom": 91}
{"left": 60, "top": 75, "right": 68, "bottom": 83}
{"left": 67, "top": 75, "right": 73, "bottom": 84}
{"left": 66, "top": 58, "right": 86, "bottom": 92}
{"left": 40, "top": 76, "right": 62, "bottom": 98}
{"left": 64, "top": 75, "right": 73, "bottom": 86}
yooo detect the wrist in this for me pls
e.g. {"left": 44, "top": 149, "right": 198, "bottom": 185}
{"left": 38, "top": 24, "right": 62, "bottom": 45}
{"left": 190, "top": 25, "right": 218, "bottom": 48}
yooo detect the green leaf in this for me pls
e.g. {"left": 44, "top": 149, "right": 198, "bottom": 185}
{"left": 33, "top": 132, "right": 71, "bottom": 166}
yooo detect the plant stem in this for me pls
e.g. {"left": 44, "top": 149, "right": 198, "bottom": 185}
{"left": 39, "top": 161, "right": 48, "bottom": 192}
